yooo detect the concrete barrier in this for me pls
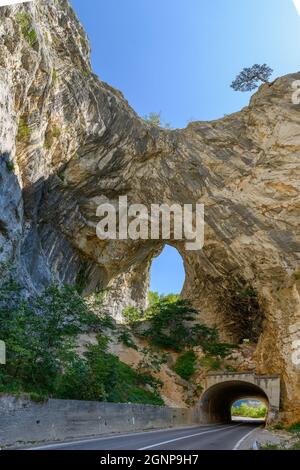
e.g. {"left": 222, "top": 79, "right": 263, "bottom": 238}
{"left": 0, "top": 395, "right": 200, "bottom": 448}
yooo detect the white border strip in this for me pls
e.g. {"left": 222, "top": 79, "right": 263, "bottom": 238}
{"left": 0, "top": 0, "right": 32, "bottom": 7}
{"left": 28, "top": 424, "right": 214, "bottom": 450}
{"left": 293, "top": 0, "right": 300, "bottom": 17}
{"left": 233, "top": 426, "right": 260, "bottom": 450}
{"left": 138, "top": 424, "right": 241, "bottom": 450}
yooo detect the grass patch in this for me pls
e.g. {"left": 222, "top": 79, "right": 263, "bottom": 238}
{"left": 290, "top": 440, "right": 300, "bottom": 450}
{"left": 44, "top": 126, "right": 61, "bottom": 150}
{"left": 29, "top": 392, "right": 48, "bottom": 403}
{"left": 16, "top": 12, "right": 38, "bottom": 48}
{"left": 174, "top": 350, "right": 197, "bottom": 381}
{"left": 272, "top": 422, "right": 285, "bottom": 430}
{"left": 293, "top": 272, "right": 300, "bottom": 281}
{"left": 199, "top": 355, "right": 222, "bottom": 371}
{"left": 287, "top": 421, "right": 300, "bottom": 434}
{"left": 17, "top": 117, "right": 31, "bottom": 141}
{"left": 261, "top": 439, "right": 300, "bottom": 451}
{"left": 52, "top": 68, "right": 57, "bottom": 83}
{"left": 261, "top": 443, "right": 281, "bottom": 450}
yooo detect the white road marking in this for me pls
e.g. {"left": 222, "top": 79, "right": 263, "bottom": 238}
{"left": 27, "top": 424, "right": 216, "bottom": 450}
{"left": 138, "top": 424, "right": 241, "bottom": 450}
{"left": 232, "top": 426, "right": 261, "bottom": 450}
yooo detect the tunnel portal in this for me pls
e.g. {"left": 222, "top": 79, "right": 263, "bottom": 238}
{"left": 199, "top": 373, "right": 280, "bottom": 424}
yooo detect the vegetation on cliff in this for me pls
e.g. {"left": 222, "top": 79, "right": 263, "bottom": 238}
{"left": 123, "top": 293, "right": 238, "bottom": 383}
{"left": 0, "top": 282, "right": 163, "bottom": 405}
{"left": 174, "top": 350, "right": 197, "bottom": 381}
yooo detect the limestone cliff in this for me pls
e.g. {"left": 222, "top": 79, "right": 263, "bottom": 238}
{"left": 0, "top": 0, "right": 300, "bottom": 420}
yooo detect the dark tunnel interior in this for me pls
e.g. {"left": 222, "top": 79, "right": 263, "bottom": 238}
{"left": 200, "top": 380, "right": 269, "bottom": 423}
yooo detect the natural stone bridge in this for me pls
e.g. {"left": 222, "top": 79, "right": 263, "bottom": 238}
{"left": 1, "top": 0, "right": 300, "bottom": 421}
{"left": 199, "top": 372, "right": 280, "bottom": 424}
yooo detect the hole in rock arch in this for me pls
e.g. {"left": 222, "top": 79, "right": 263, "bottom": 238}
{"left": 149, "top": 245, "right": 185, "bottom": 295}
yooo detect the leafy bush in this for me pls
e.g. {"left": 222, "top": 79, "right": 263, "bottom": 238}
{"left": 140, "top": 295, "right": 237, "bottom": 359}
{"left": 6, "top": 161, "right": 14, "bottom": 172}
{"left": 118, "top": 330, "right": 138, "bottom": 350}
{"left": 174, "top": 350, "right": 197, "bottom": 381}
{"left": 287, "top": 422, "right": 300, "bottom": 434}
{"left": 148, "top": 291, "right": 160, "bottom": 306}
{"left": 0, "top": 283, "right": 103, "bottom": 395}
{"left": 55, "top": 339, "right": 163, "bottom": 405}
{"left": 202, "top": 342, "right": 238, "bottom": 358}
{"left": 0, "top": 282, "right": 163, "bottom": 406}
{"left": 123, "top": 306, "right": 143, "bottom": 324}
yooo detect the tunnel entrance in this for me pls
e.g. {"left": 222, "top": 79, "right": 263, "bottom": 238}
{"left": 200, "top": 380, "right": 270, "bottom": 424}
{"left": 231, "top": 398, "right": 267, "bottom": 424}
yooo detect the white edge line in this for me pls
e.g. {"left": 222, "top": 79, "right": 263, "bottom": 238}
{"left": 27, "top": 424, "right": 219, "bottom": 450}
{"left": 233, "top": 426, "right": 261, "bottom": 450}
{"left": 138, "top": 424, "right": 241, "bottom": 450}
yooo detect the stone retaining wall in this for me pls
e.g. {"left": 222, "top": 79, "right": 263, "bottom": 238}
{"left": 0, "top": 395, "right": 199, "bottom": 448}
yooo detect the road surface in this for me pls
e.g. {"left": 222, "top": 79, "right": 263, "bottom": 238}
{"left": 29, "top": 423, "right": 259, "bottom": 451}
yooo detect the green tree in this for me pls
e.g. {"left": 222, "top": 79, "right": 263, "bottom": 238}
{"left": 144, "top": 112, "right": 172, "bottom": 129}
{"left": 0, "top": 282, "right": 163, "bottom": 405}
{"left": 0, "top": 283, "right": 103, "bottom": 395}
{"left": 144, "top": 112, "right": 162, "bottom": 126}
{"left": 231, "top": 64, "right": 273, "bottom": 92}
{"left": 143, "top": 297, "right": 199, "bottom": 351}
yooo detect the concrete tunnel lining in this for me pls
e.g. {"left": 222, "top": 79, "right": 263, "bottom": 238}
{"left": 200, "top": 380, "right": 269, "bottom": 423}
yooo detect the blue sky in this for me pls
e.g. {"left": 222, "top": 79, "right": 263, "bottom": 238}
{"left": 70, "top": 0, "right": 300, "bottom": 293}
{"left": 150, "top": 246, "right": 185, "bottom": 295}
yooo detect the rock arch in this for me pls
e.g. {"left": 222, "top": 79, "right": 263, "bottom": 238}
{"left": 0, "top": 1, "right": 299, "bottom": 421}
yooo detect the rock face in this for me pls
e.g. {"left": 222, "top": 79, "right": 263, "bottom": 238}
{"left": 0, "top": 0, "right": 299, "bottom": 420}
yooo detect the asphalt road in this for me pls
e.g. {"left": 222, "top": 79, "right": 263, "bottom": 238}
{"left": 29, "top": 423, "right": 259, "bottom": 451}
